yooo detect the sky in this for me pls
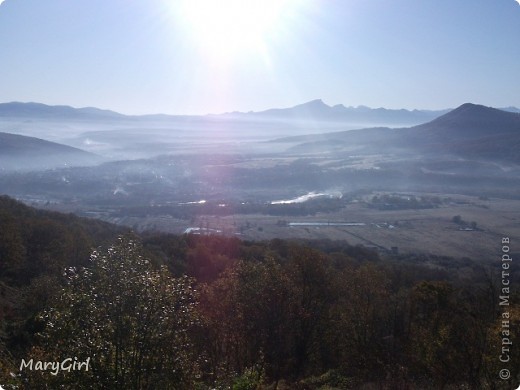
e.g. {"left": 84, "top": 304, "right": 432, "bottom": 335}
{"left": 0, "top": 0, "right": 519, "bottom": 115}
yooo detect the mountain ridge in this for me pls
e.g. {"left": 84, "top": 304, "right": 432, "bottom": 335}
{"left": 278, "top": 103, "right": 520, "bottom": 163}
{"left": 416, "top": 103, "right": 520, "bottom": 132}
{"left": 1, "top": 100, "right": 519, "bottom": 119}
{"left": 0, "top": 102, "right": 125, "bottom": 120}
{"left": 221, "top": 99, "right": 453, "bottom": 125}
{"left": 0, "top": 131, "right": 102, "bottom": 170}
{"left": 1, "top": 101, "right": 519, "bottom": 129}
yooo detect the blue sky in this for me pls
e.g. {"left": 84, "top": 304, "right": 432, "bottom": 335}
{"left": 0, "top": 0, "right": 519, "bottom": 115}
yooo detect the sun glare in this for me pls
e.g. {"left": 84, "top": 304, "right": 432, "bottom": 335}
{"left": 178, "top": 0, "right": 293, "bottom": 61}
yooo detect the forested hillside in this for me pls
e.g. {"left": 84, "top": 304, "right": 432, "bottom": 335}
{"left": 0, "top": 196, "right": 518, "bottom": 389}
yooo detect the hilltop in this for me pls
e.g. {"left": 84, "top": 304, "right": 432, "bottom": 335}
{"left": 281, "top": 103, "right": 520, "bottom": 162}
{"left": 0, "top": 132, "right": 101, "bottom": 170}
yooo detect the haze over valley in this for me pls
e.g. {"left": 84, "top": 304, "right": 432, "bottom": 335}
{"left": 1, "top": 100, "right": 519, "bottom": 261}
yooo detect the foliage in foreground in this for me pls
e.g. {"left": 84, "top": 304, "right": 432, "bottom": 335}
{"left": 0, "top": 196, "right": 518, "bottom": 388}
{"left": 27, "top": 236, "right": 200, "bottom": 389}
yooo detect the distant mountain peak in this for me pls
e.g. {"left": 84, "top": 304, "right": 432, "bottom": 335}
{"left": 309, "top": 98, "right": 326, "bottom": 105}
{"left": 445, "top": 103, "right": 520, "bottom": 117}
{"left": 414, "top": 102, "right": 520, "bottom": 138}
{"left": 434, "top": 102, "right": 518, "bottom": 120}
{"left": 219, "top": 99, "right": 453, "bottom": 126}
{"left": 451, "top": 102, "right": 495, "bottom": 113}
{"left": 293, "top": 99, "right": 330, "bottom": 110}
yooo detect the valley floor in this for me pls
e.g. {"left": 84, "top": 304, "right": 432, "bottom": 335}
{"left": 33, "top": 191, "right": 520, "bottom": 262}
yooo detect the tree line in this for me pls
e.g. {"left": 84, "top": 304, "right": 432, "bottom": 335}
{"left": 0, "top": 195, "right": 518, "bottom": 388}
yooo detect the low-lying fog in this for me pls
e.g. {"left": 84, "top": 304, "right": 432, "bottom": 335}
{"left": 0, "top": 116, "right": 410, "bottom": 161}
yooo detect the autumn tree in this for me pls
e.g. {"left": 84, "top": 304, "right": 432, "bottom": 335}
{"left": 286, "top": 245, "right": 334, "bottom": 376}
{"left": 326, "top": 263, "right": 393, "bottom": 380}
{"left": 0, "top": 211, "right": 26, "bottom": 281}
{"left": 30, "top": 235, "right": 201, "bottom": 389}
{"left": 199, "top": 257, "right": 295, "bottom": 385}
{"left": 407, "top": 281, "right": 479, "bottom": 388}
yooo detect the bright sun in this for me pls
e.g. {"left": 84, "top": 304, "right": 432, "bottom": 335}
{"left": 178, "top": 0, "right": 294, "bottom": 61}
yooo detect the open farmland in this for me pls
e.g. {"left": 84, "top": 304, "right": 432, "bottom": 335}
{"left": 74, "top": 192, "right": 519, "bottom": 262}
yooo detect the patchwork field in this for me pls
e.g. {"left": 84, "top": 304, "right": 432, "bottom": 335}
{"left": 86, "top": 192, "right": 520, "bottom": 262}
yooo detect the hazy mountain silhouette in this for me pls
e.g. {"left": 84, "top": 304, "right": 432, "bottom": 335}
{"left": 223, "top": 99, "right": 451, "bottom": 126}
{"left": 282, "top": 103, "right": 520, "bottom": 162}
{"left": 2, "top": 101, "right": 518, "bottom": 127}
{"left": 412, "top": 103, "right": 520, "bottom": 139}
{"left": 2, "top": 101, "right": 519, "bottom": 163}
{"left": 0, "top": 132, "right": 101, "bottom": 170}
{"left": 0, "top": 102, "right": 124, "bottom": 120}
{"left": 499, "top": 106, "right": 520, "bottom": 114}
{"left": 407, "top": 103, "right": 520, "bottom": 161}
{"left": 1, "top": 100, "right": 448, "bottom": 126}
